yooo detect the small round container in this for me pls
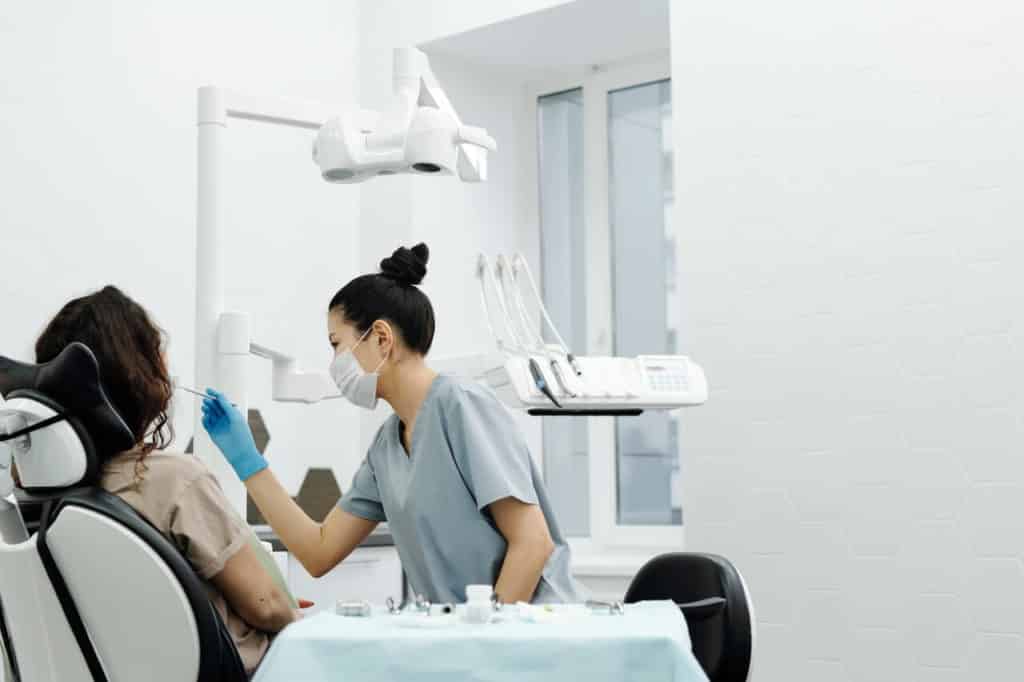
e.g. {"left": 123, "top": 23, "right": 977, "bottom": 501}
{"left": 464, "top": 585, "right": 494, "bottom": 624}
{"left": 465, "top": 585, "right": 493, "bottom": 603}
{"left": 335, "top": 600, "right": 371, "bottom": 617}
{"left": 464, "top": 602, "right": 492, "bottom": 624}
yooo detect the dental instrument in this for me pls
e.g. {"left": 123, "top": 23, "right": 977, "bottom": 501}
{"left": 527, "top": 358, "right": 561, "bottom": 409}
{"left": 477, "top": 256, "right": 562, "bottom": 408}
{"left": 386, "top": 594, "right": 431, "bottom": 615}
{"left": 174, "top": 383, "right": 238, "bottom": 407}
{"left": 585, "top": 599, "right": 626, "bottom": 615}
{"left": 497, "top": 255, "right": 578, "bottom": 399}
{"left": 335, "top": 601, "right": 372, "bottom": 617}
{"left": 511, "top": 254, "right": 582, "bottom": 377}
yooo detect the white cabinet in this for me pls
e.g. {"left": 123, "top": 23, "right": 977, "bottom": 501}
{"left": 287, "top": 546, "right": 402, "bottom": 615}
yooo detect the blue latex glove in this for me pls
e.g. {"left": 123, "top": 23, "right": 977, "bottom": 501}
{"left": 201, "top": 388, "right": 267, "bottom": 481}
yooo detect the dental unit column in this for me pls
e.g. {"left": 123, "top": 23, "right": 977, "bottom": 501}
{"left": 195, "top": 87, "right": 247, "bottom": 516}
{"left": 217, "top": 312, "right": 251, "bottom": 514}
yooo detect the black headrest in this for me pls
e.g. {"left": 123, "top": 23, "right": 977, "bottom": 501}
{"left": 0, "top": 342, "right": 136, "bottom": 461}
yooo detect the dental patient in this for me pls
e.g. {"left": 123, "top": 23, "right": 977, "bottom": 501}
{"left": 33, "top": 286, "right": 296, "bottom": 677}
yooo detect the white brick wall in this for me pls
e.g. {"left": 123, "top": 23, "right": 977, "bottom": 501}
{"left": 670, "top": 1, "right": 1024, "bottom": 679}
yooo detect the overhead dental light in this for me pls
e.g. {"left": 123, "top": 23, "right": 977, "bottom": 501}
{"left": 312, "top": 48, "right": 497, "bottom": 184}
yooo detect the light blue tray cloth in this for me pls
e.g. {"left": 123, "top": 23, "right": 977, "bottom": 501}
{"left": 253, "top": 600, "right": 709, "bottom": 682}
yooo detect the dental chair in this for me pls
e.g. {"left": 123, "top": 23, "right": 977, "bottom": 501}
{"left": 0, "top": 342, "right": 247, "bottom": 682}
{"left": 625, "top": 553, "right": 755, "bottom": 682}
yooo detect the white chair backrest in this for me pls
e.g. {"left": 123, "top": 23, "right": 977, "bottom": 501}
{"left": 1, "top": 397, "right": 90, "bottom": 489}
{"left": 46, "top": 506, "right": 201, "bottom": 682}
{"left": 0, "top": 532, "right": 91, "bottom": 682}
{"left": 0, "top": 391, "right": 209, "bottom": 682}
{"left": 1, "top": 344, "right": 242, "bottom": 682}
{"left": 1, "top": 391, "right": 96, "bottom": 682}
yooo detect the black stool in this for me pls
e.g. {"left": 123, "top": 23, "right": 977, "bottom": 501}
{"left": 625, "top": 552, "right": 754, "bottom": 681}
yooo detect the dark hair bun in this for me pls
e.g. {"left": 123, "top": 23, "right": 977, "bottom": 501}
{"left": 380, "top": 243, "right": 429, "bottom": 285}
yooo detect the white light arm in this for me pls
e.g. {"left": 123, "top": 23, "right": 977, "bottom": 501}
{"left": 249, "top": 343, "right": 340, "bottom": 405}
{"left": 394, "top": 48, "right": 496, "bottom": 180}
{"left": 414, "top": 49, "right": 496, "bottom": 149}
{"left": 217, "top": 312, "right": 337, "bottom": 406}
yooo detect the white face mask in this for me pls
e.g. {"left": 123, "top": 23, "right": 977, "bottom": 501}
{"left": 329, "top": 327, "right": 387, "bottom": 410}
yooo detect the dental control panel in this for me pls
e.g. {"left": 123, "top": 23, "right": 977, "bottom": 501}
{"left": 500, "top": 353, "right": 707, "bottom": 412}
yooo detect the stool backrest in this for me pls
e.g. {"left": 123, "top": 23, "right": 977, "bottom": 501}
{"left": 625, "top": 552, "right": 754, "bottom": 682}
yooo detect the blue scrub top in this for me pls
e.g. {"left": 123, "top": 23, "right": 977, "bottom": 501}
{"left": 339, "top": 374, "right": 585, "bottom": 604}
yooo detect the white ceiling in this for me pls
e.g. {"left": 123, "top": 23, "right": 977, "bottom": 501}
{"left": 421, "top": 0, "right": 670, "bottom": 73}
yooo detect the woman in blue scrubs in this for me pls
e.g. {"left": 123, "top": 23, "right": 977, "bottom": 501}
{"left": 202, "top": 243, "right": 584, "bottom": 604}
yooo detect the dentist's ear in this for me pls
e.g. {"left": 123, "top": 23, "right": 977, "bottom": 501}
{"left": 371, "top": 320, "right": 396, "bottom": 359}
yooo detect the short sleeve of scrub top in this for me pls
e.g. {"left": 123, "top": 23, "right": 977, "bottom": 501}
{"left": 445, "top": 384, "right": 539, "bottom": 511}
{"left": 339, "top": 453, "right": 387, "bottom": 522}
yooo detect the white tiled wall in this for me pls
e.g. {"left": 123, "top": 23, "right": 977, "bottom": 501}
{"left": 670, "top": 1, "right": 1023, "bottom": 679}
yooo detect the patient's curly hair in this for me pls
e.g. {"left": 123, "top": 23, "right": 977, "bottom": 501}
{"left": 35, "top": 286, "right": 174, "bottom": 468}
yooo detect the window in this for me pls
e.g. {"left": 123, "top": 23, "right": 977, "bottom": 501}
{"left": 533, "top": 60, "right": 680, "bottom": 551}
{"left": 608, "top": 79, "right": 681, "bottom": 526}
{"left": 537, "top": 89, "right": 589, "bottom": 537}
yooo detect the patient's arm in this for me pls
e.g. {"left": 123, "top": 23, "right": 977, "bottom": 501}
{"left": 246, "top": 468, "right": 377, "bottom": 578}
{"left": 167, "top": 468, "right": 301, "bottom": 632}
{"left": 212, "top": 544, "right": 296, "bottom": 633}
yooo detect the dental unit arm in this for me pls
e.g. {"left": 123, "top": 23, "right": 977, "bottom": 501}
{"left": 434, "top": 253, "right": 708, "bottom": 416}
{"left": 249, "top": 343, "right": 339, "bottom": 404}
{"left": 215, "top": 312, "right": 339, "bottom": 406}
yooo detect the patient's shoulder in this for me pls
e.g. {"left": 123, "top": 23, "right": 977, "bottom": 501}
{"left": 139, "top": 451, "right": 212, "bottom": 482}
{"left": 103, "top": 450, "right": 213, "bottom": 495}
{"left": 101, "top": 450, "right": 226, "bottom": 534}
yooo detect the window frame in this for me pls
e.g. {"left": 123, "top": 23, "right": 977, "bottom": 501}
{"left": 525, "top": 57, "right": 682, "bottom": 561}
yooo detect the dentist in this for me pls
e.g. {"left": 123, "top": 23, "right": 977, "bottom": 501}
{"left": 202, "top": 243, "right": 583, "bottom": 604}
